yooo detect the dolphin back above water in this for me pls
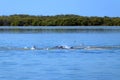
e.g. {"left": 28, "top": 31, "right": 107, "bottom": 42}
{"left": 23, "top": 45, "right": 120, "bottom": 50}
{"left": 0, "top": 45, "right": 120, "bottom": 51}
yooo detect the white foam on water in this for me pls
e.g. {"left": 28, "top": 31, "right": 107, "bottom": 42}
{"left": 0, "top": 45, "right": 120, "bottom": 51}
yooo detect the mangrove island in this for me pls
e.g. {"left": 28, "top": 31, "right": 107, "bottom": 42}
{"left": 0, "top": 14, "right": 120, "bottom": 26}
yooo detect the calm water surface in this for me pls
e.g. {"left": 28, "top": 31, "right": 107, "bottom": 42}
{"left": 0, "top": 26, "right": 120, "bottom": 80}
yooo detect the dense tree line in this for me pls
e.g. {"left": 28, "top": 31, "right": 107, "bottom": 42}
{"left": 0, "top": 14, "right": 120, "bottom": 26}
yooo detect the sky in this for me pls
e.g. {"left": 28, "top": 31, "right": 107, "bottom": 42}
{"left": 0, "top": 0, "right": 120, "bottom": 17}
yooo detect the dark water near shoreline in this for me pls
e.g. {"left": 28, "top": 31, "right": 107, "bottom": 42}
{"left": 0, "top": 26, "right": 120, "bottom": 33}
{"left": 0, "top": 26, "right": 120, "bottom": 80}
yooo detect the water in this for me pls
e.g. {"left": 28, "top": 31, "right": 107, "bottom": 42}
{"left": 0, "top": 26, "right": 120, "bottom": 80}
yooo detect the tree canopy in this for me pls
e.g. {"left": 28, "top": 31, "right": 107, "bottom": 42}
{"left": 0, "top": 14, "right": 120, "bottom": 26}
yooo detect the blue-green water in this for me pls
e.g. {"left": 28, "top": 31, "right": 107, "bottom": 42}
{"left": 0, "top": 26, "right": 120, "bottom": 80}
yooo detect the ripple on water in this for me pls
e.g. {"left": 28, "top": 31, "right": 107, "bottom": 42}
{"left": 0, "top": 45, "right": 119, "bottom": 51}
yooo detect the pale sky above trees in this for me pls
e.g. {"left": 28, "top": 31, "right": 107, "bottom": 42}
{"left": 0, "top": 0, "right": 119, "bottom": 17}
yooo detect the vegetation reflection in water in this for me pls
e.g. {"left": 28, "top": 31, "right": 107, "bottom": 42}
{"left": 0, "top": 26, "right": 120, "bottom": 33}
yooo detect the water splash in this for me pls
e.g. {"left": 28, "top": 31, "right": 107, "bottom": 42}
{"left": 0, "top": 45, "right": 120, "bottom": 51}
